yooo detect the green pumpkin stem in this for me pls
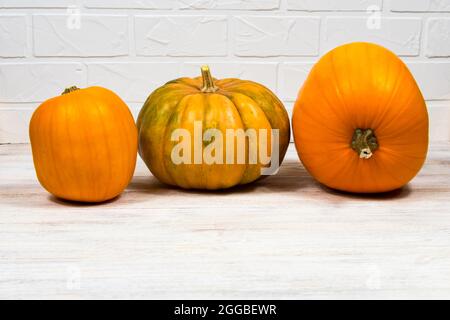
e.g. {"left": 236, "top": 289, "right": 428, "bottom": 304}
{"left": 62, "top": 86, "right": 81, "bottom": 95}
{"left": 351, "top": 128, "right": 379, "bottom": 159}
{"left": 201, "top": 65, "right": 218, "bottom": 93}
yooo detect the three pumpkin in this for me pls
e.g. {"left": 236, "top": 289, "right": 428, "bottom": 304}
{"left": 29, "top": 42, "right": 429, "bottom": 202}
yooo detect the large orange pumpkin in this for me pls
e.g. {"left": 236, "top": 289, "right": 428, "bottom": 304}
{"left": 137, "top": 66, "right": 290, "bottom": 190}
{"left": 29, "top": 86, "right": 138, "bottom": 202}
{"left": 293, "top": 42, "right": 429, "bottom": 193}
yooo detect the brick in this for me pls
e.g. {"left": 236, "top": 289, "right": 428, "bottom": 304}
{"left": 135, "top": 15, "right": 227, "bottom": 56}
{"left": 408, "top": 62, "right": 450, "bottom": 101}
{"left": 0, "top": 63, "right": 86, "bottom": 103}
{"left": 234, "top": 16, "right": 320, "bottom": 57}
{"left": 179, "top": 0, "right": 280, "bottom": 10}
{"left": 391, "top": 0, "right": 450, "bottom": 12}
{"left": 324, "top": 17, "right": 422, "bottom": 56}
{"left": 0, "top": 15, "right": 27, "bottom": 57}
{"left": 33, "top": 15, "right": 129, "bottom": 57}
{"left": 87, "top": 63, "right": 181, "bottom": 103}
{"left": 182, "top": 62, "right": 278, "bottom": 93}
{"left": 278, "top": 63, "right": 314, "bottom": 101}
{"left": 85, "top": 0, "right": 174, "bottom": 9}
{"left": 0, "top": 1, "right": 73, "bottom": 7}
{"left": 0, "top": 106, "right": 33, "bottom": 144}
{"left": 287, "top": 0, "right": 382, "bottom": 11}
{"left": 426, "top": 19, "right": 450, "bottom": 57}
{"left": 427, "top": 103, "right": 450, "bottom": 142}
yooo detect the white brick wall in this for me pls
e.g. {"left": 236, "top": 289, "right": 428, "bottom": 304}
{"left": 0, "top": 0, "right": 449, "bottom": 143}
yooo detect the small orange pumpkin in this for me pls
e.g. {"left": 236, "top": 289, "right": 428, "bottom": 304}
{"left": 293, "top": 42, "right": 429, "bottom": 193}
{"left": 29, "top": 86, "right": 138, "bottom": 202}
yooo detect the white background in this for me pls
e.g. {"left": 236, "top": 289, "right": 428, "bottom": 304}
{"left": 1, "top": 0, "right": 449, "bottom": 143}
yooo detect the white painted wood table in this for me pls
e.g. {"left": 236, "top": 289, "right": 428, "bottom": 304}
{"left": 1, "top": 143, "right": 449, "bottom": 300}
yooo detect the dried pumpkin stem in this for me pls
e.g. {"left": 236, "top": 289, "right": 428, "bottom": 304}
{"left": 351, "top": 128, "right": 379, "bottom": 159}
{"left": 200, "top": 65, "right": 218, "bottom": 93}
{"left": 62, "top": 86, "right": 80, "bottom": 95}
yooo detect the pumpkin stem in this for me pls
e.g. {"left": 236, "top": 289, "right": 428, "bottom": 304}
{"left": 200, "top": 65, "right": 218, "bottom": 93}
{"left": 62, "top": 86, "right": 80, "bottom": 95}
{"left": 351, "top": 128, "right": 379, "bottom": 159}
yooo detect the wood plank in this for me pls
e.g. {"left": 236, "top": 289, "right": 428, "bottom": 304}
{"left": 0, "top": 143, "right": 449, "bottom": 299}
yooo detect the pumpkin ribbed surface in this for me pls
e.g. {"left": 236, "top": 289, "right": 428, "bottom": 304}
{"left": 30, "top": 86, "right": 138, "bottom": 202}
{"left": 137, "top": 66, "right": 290, "bottom": 190}
{"left": 293, "top": 42, "right": 429, "bottom": 193}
